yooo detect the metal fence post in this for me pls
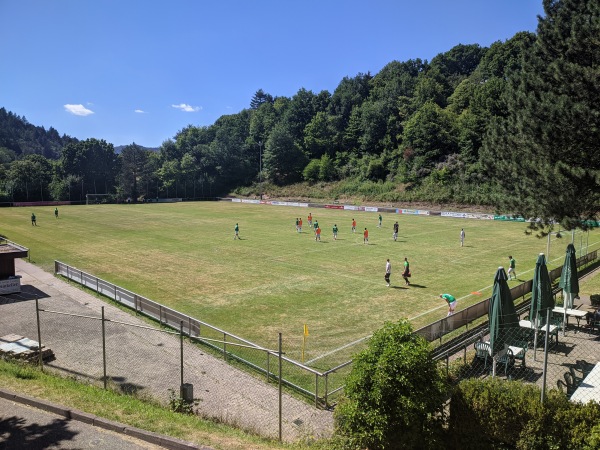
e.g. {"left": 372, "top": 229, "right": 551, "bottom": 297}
{"left": 266, "top": 351, "right": 271, "bottom": 383}
{"left": 35, "top": 296, "right": 43, "bottom": 372}
{"left": 541, "top": 308, "right": 551, "bottom": 404}
{"left": 324, "top": 373, "right": 329, "bottom": 409}
{"left": 102, "top": 306, "right": 107, "bottom": 389}
{"left": 278, "top": 332, "right": 282, "bottom": 443}
{"left": 223, "top": 333, "right": 227, "bottom": 360}
{"left": 315, "top": 374, "right": 319, "bottom": 408}
{"left": 180, "top": 321, "right": 184, "bottom": 399}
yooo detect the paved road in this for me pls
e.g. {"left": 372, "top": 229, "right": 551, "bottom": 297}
{"left": 0, "top": 259, "right": 333, "bottom": 442}
{"left": 0, "top": 396, "right": 164, "bottom": 450}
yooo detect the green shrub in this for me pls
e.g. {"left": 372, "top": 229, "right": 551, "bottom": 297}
{"left": 449, "top": 378, "right": 600, "bottom": 450}
{"left": 303, "top": 159, "right": 321, "bottom": 182}
{"left": 334, "top": 319, "right": 447, "bottom": 450}
{"left": 319, "top": 154, "right": 336, "bottom": 181}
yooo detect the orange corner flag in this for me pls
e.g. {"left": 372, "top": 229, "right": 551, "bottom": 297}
{"left": 303, "top": 324, "right": 309, "bottom": 336}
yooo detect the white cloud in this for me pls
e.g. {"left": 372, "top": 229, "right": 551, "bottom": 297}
{"left": 64, "top": 104, "right": 94, "bottom": 116}
{"left": 171, "top": 103, "right": 201, "bottom": 112}
{"left": 134, "top": 109, "right": 146, "bottom": 113}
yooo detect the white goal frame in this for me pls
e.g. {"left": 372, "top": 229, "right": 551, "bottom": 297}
{"left": 86, "top": 194, "right": 111, "bottom": 205}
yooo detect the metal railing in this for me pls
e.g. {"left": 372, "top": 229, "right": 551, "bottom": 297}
{"left": 54, "top": 260, "right": 339, "bottom": 406}
{"left": 415, "top": 250, "right": 598, "bottom": 343}
{"left": 54, "top": 249, "right": 598, "bottom": 407}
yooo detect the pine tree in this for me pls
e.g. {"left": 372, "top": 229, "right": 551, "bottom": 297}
{"left": 482, "top": 0, "right": 600, "bottom": 231}
{"left": 249, "top": 89, "right": 274, "bottom": 109}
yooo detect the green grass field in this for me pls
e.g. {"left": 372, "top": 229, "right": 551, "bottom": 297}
{"left": 3, "top": 202, "right": 599, "bottom": 364}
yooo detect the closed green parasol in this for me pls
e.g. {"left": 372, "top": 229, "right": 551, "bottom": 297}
{"left": 530, "top": 253, "right": 555, "bottom": 325}
{"left": 529, "top": 253, "right": 555, "bottom": 361}
{"left": 558, "top": 243, "right": 579, "bottom": 307}
{"left": 558, "top": 243, "right": 579, "bottom": 335}
{"left": 489, "top": 266, "right": 520, "bottom": 376}
{"left": 489, "top": 266, "right": 519, "bottom": 355}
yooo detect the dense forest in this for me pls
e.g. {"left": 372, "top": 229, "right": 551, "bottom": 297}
{"left": 0, "top": 0, "right": 598, "bottom": 229}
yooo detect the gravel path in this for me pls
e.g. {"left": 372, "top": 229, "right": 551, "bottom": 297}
{"left": 0, "top": 259, "right": 333, "bottom": 442}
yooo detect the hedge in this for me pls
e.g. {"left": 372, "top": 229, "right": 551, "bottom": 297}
{"left": 449, "top": 378, "right": 600, "bottom": 449}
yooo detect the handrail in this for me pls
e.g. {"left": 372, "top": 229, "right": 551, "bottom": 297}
{"left": 53, "top": 247, "right": 598, "bottom": 406}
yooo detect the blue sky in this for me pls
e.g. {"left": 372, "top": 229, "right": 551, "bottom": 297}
{"left": 0, "top": 1, "right": 544, "bottom": 148}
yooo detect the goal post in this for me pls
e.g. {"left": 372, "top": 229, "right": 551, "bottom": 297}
{"left": 86, "top": 194, "right": 111, "bottom": 205}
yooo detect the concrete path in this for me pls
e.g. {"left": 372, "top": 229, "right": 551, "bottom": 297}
{"left": 0, "top": 392, "right": 201, "bottom": 450}
{"left": 0, "top": 259, "right": 333, "bottom": 443}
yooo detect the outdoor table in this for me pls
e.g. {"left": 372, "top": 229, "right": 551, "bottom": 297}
{"left": 519, "top": 320, "right": 559, "bottom": 345}
{"left": 519, "top": 320, "right": 558, "bottom": 334}
{"left": 552, "top": 306, "right": 588, "bottom": 328}
{"left": 570, "top": 362, "right": 600, "bottom": 403}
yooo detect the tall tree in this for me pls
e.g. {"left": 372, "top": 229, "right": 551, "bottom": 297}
{"left": 59, "top": 138, "right": 118, "bottom": 200}
{"left": 482, "top": 0, "right": 600, "bottom": 230}
{"left": 7, "top": 154, "right": 53, "bottom": 201}
{"left": 118, "top": 143, "right": 149, "bottom": 201}
{"left": 250, "top": 89, "right": 274, "bottom": 109}
{"left": 263, "top": 123, "right": 307, "bottom": 185}
{"left": 401, "top": 101, "right": 459, "bottom": 179}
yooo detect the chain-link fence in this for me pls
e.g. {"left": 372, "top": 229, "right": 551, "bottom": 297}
{"left": 31, "top": 299, "right": 327, "bottom": 442}
{"left": 54, "top": 252, "right": 599, "bottom": 410}
{"left": 54, "top": 260, "right": 350, "bottom": 408}
{"left": 436, "top": 300, "right": 600, "bottom": 405}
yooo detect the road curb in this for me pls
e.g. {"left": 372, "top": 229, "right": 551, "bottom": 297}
{"left": 0, "top": 387, "right": 210, "bottom": 450}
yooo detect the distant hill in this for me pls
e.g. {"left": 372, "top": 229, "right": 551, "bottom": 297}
{"left": 114, "top": 144, "right": 159, "bottom": 154}
{"left": 0, "top": 107, "right": 78, "bottom": 159}
{"left": 0, "top": 107, "right": 161, "bottom": 158}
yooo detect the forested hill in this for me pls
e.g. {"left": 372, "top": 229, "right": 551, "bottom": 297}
{"left": 1, "top": 0, "right": 598, "bottom": 229}
{"left": 0, "top": 107, "right": 77, "bottom": 160}
{"left": 114, "top": 145, "right": 159, "bottom": 154}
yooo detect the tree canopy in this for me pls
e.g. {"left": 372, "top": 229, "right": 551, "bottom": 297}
{"left": 0, "top": 3, "right": 598, "bottom": 227}
{"left": 482, "top": 0, "right": 600, "bottom": 231}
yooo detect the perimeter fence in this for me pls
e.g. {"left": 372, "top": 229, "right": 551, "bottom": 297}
{"left": 435, "top": 305, "right": 600, "bottom": 406}
{"left": 430, "top": 251, "right": 600, "bottom": 410}
{"left": 30, "top": 299, "right": 300, "bottom": 441}
{"left": 54, "top": 260, "right": 344, "bottom": 408}
{"left": 54, "top": 249, "right": 598, "bottom": 410}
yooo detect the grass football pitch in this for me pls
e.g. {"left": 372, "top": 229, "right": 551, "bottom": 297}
{"left": 2, "top": 202, "right": 599, "bottom": 365}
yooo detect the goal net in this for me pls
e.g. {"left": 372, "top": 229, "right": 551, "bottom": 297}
{"left": 86, "top": 194, "right": 111, "bottom": 205}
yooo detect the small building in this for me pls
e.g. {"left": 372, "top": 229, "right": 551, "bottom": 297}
{"left": 0, "top": 241, "right": 28, "bottom": 294}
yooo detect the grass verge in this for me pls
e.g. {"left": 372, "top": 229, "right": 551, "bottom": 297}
{"left": 0, "top": 358, "right": 325, "bottom": 450}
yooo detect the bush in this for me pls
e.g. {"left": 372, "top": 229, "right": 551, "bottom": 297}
{"left": 303, "top": 159, "right": 321, "bottom": 182}
{"left": 334, "top": 320, "right": 447, "bottom": 450}
{"left": 449, "top": 378, "right": 600, "bottom": 450}
{"left": 319, "top": 154, "right": 336, "bottom": 181}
